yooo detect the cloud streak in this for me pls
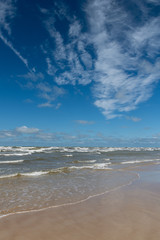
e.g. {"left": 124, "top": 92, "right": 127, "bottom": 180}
{"left": 1, "top": 125, "right": 160, "bottom": 147}
{"left": 76, "top": 120, "right": 95, "bottom": 125}
{"left": 1, "top": 0, "right": 160, "bottom": 119}
{"left": 87, "top": 0, "right": 160, "bottom": 119}
{"left": 126, "top": 116, "right": 142, "bottom": 122}
{"left": 0, "top": 0, "right": 29, "bottom": 69}
{"left": 39, "top": 0, "right": 160, "bottom": 119}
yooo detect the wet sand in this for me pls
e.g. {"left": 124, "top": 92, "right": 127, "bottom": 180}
{"left": 0, "top": 167, "right": 160, "bottom": 240}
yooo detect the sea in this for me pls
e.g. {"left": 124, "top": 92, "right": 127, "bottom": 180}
{"left": 0, "top": 146, "right": 160, "bottom": 218}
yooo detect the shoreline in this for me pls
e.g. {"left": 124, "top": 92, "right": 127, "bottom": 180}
{"left": 1, "top": 165, "right": 160, "bottom": 240}
{"left": 0, "top": 170, "right": 140, "bottom": 220}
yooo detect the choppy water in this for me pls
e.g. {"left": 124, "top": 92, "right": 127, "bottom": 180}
{"left": 0, "top": 146, "right": 160, "bottom": 217}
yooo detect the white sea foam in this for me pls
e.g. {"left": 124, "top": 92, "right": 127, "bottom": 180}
{"left": 0, "top": 160, "right": 24, "bottom": 164}
{"left": 64, "top": 154, "right": 73, "bottom": 157}
{"left": 121, "top": 159, "right": 160, "bottom": 164}
{"left": 0, "top": 161, "right": 112, "bottom": 180}
{"left": 1, "top": 146, "right": 160, "bottom": 154}
{"left": 54, "top": 147, "right": 160, "bottom": 153}
{"left": 0, "top": 171, "right": 140, "bottom": 220}
{"left": 92, "top": 163, "right": 112, "bottom": 169}
{"left": 0, "top": 171, "right": 49, "bottom": 179}
{"left": 0, "top": 152, "right": 32, "bottom": 156}
{"left": 0, "top": 146, "right": 59, "bottom": 156}
{"left": 79, "top": 160, "right": 97, "bottom": 163}
{"left": 21, "top": 171, "right": 48, "bottom": 177}
{"left": 0, "top": 174, "right": 18, "bottom": 179}
{"left": 69, "top": 163, "right": 111, "bottom": 170}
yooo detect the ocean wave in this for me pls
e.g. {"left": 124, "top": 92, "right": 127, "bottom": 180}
{"left": 72, "top": 160, "right": 97, "bottom": 164}
{"left": 121, "top": 159, "right": 160, "bottom": 164}
{"left": 0, "top": 170, "right": 140, "bottom": 220}
{"left": 69, "top": 163, "right": 111, "bottom": 170}
{"left": 0, "top": 146, "right": 59, "bottom": 156}
{"left": 0, "top": 162, "right": 112, "bottom": 179}
{"left": 21, "top": 171, "right": 49, "bottom": 176}
{"left": 96, "top": 147, "right": 160, "bottom": 152}
{"left": 0, "top": 160, "right": 24, "bottom": 164}
{"left": 0, "top": 171, "right": 48, "bottom": 179}
{"left": 48, "top": 147, "right": 160, "bottom": 153}
{"left": 1, "top": 146, "right": 160, "bottom": 155}
{"left": 0, "top": 152, "right": 32, "bottom": 156}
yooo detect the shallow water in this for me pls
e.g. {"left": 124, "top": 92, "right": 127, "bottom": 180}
{"left": 0, "top": 146, "right": 160, "bottom": 216}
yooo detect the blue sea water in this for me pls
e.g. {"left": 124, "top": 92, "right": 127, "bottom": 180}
{"left": 0, "top": 146, "right": 160, "bottom": 217}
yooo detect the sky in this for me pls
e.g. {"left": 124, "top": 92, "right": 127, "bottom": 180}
{"left": 0, "top": 0, "right": 160, "bottom": 147}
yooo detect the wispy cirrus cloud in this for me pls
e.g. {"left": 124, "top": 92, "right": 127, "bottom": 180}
{"left": 40, "top": 6, "right": 94, "bottom": 86}
{"left": 1, "top": 0, "right": 160, "bottom": 120}
{"left": 38, "top": 0, "right": 160, "bottom": 119}
{"left": 1, "top": 125, "right": 160, "bottom": 147}
{"left": 126, "top": 116, "right": 142, "bottom": 122}
{"left": 38, "top": 102, "right": 53, "bottom": 108}
{"left": 18, "top": 72, "right": 66, "bottom": 107}
{"left": 0, "top": 0, "right": 15, "bottom": 34}
{"left": 76, "top": 120, "right": 95, "bottom": 125}
{"left": 0, "top": 0, "right": 29, "bottom": 69}
{"left": 146, "top": 0, "right": 160, "bottom": 4}
{"left": 86, "top": 0, "right": 160, "bottom": 119}
{"left": 37, "top": 84, "right": 66, "bottom": 107}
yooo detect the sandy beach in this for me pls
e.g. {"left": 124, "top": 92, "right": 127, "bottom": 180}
{"left": 1, "top": 0, "right": 160, "bottom": 238}
{"left": 0, "top": 165, "right": 160, "bottom": 240}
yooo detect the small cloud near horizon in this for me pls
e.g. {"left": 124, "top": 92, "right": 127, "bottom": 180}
{"left": 15, "top": 126, "right": 40, "bottom": 134}
{"left": 126, "top": 116, "right": 142, "bottom": 122}
{"left": 76, "top": 120, "right": 95, "bottom": 125}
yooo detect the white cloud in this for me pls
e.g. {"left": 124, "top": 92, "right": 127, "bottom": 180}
{"left": 55, "top": 103, "right": 61, "bottom": 109}
{"left": 37, "top": 82, "right": 51, "bottom": 92}
{"left": 69, "top": 20, "right": 81, "bottom": 37}
{"left": 16, "top": 126, "right": 40, "bottom": 134}
{"left": 146, "top": 0, "right": 160, "bottom": 4}
{"left": 19, "top": 72, "right": 44, "bottom": 82}
{"left": 24, "top": 98, "right": 33, "bottom": 104}
{"left": 1, "top": 0, "right": 158, "bottom": 120}
{"left": 38, "top": 85, "right": 66, "bottom": 102}
{"left": 0, "top": 0, "right": 30, "bottom": 69}
{"left": 41, "top": 8, "right": 94, "bottom": 86}
{"left": 1, "top": 125, "right": 160, "bottom": 147}
{"left": 0, "top": 33, "right": 29, "bottom": 69}
{"left": 46, "top": 57, "right": 57, "bottom": 76}
{"left": 19, "top": 73, "right": 65, "bottom": 105}
{"left": 39, "top": 0, "right": 160, "bottom": 119}
{"left": 0, "top": 0, "right": 15, "bottom": 34}
{"left": 85, "top": 0, "right": 160, "bottom": 119}
{"left": 38, "top": 102, "right": 53, "bottom": 108}
{"left": 76, "top": 120, "right": 95, "bottom": 125}
{"left": 126, "top": 116, "right": 142, "bottom": 122}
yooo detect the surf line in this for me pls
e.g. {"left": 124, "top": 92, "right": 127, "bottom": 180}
{"left": 0, "top": 171, "right": 140, "bottom": 220}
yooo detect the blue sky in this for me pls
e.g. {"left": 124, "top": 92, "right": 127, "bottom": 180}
{"left": 0, "top": 0, "right": 160, "bottom": 146}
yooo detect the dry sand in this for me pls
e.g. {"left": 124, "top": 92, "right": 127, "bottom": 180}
{"left": 0, "top": 168, "right": 160, "bottom": 240}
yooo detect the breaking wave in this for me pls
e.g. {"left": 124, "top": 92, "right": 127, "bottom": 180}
{"left": 0, "top": 162, "right": 112, "bottom": 179}
{"left": 0, "top": 160, "right": 24, "bottom": 164}
{"left": 121, "top": 159, "right": 160, "bottom": 164}
{"left": 1, "top": 146, "right": 160, "bottom": 157}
